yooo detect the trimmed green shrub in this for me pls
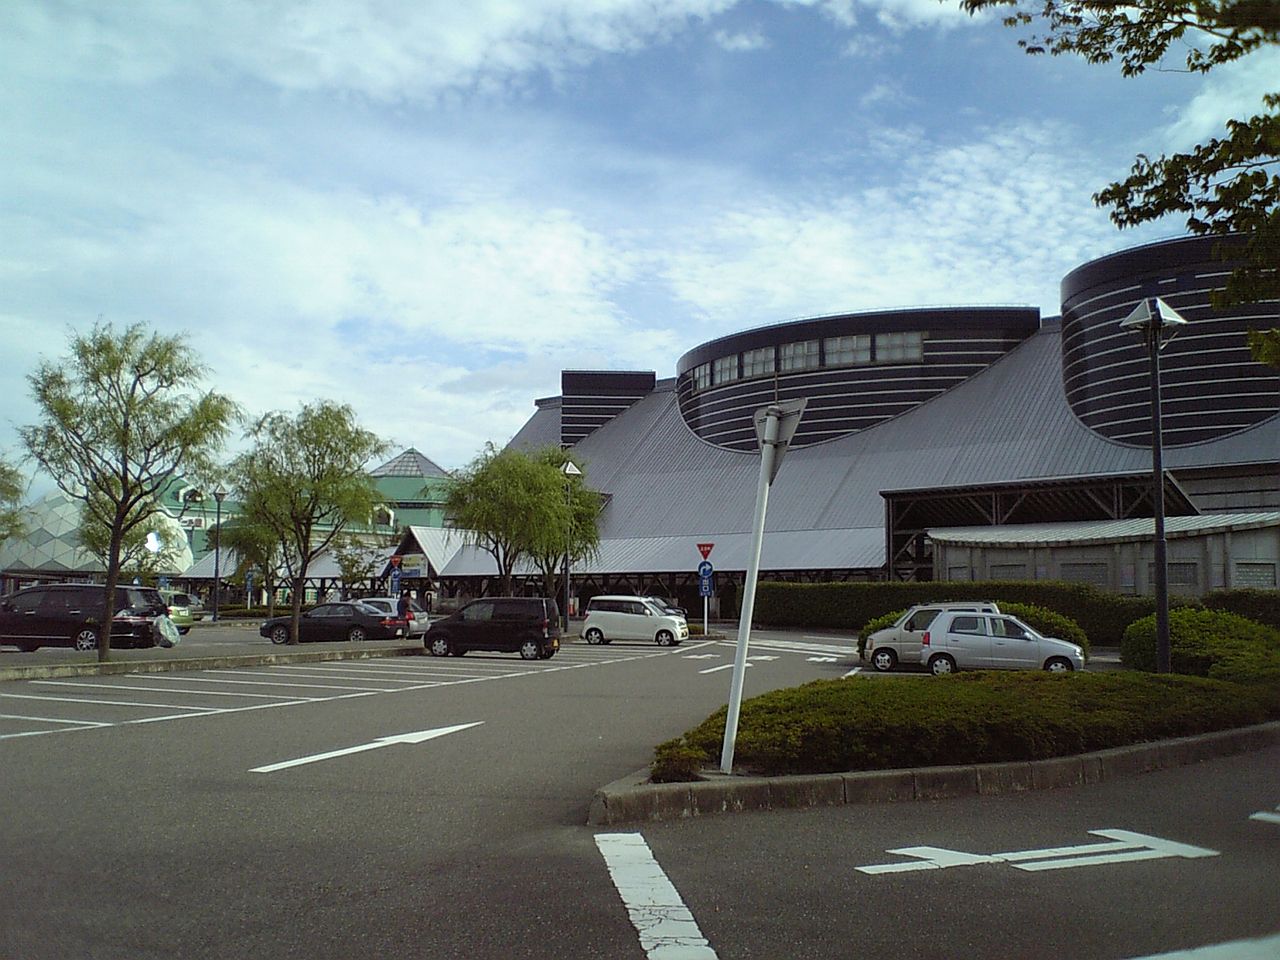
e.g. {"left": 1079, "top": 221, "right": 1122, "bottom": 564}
{"left": 649, "top": 671, "right": 1280, "bottom": 781}
{"left": 1000, "top": 602, "right": 1090, "bottom": 657}
{"left": 1121, "top": 607, "right": 1280, "bottom": 689}
{"left": 1202, "top": 588, "right": 1280, "bottom": 630}
{"left": 758, "top": 579, "right": 1154, "bottom": 647}
{"left": 856, "top": 608, "right": 905, "bottom": 658}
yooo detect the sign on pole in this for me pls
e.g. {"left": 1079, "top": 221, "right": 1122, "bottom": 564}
{"left": 697, "top": 542, "right": 714, "bottom": 560}
{"left": 721, "top": 398, "right": 806, "bottom": 774}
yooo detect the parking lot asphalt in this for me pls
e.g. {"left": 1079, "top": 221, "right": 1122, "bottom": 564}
{"left": 4, "top": 617, "right": 1187, "bottom": 831}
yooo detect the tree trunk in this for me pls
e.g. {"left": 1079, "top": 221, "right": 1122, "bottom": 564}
{"left": 289, "top": 572, "right": 306, "bottom": 643}
{"left": 99, "top": 523, "right": 128, "bottom": 663}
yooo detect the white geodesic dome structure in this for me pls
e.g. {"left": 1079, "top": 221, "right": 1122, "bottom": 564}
{"left": 0, "top": 491, "right": 194, "bottom": 577}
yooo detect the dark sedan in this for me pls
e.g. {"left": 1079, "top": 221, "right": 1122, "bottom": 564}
{"left": 259, "top": 602, "right": 406, "bottom": 645}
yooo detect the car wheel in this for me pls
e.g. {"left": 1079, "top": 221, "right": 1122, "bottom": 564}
{"left": 1044, "top": 657, "right": 1074, "bottom": 673}
{"left": 18, "top": 641, "right": 39, "bottom": 653}
{"left": 928, "top": 654, "right": 957, "bottom": 676}
{"left": 449, "top": 648, "right": 467, "bottom": 657}
{"left": 540, "top": 648, "right": 556, "bottom": 659}
{"left": 584, "top": 627, "right": 604, "bottom": 645}
{"left": 428, "top": 635, "right": 451, "bottom": 657}
{"left": 871, "top": 648, "right": 898, "bottom": 672}
{"left": 519, "top": 639, "right": 542, "bottom": 660}
{"left": 348, "top": 626, "right": 366, "bottom": 643}
{"left": 656, "top": 630, "right": 674, "bottom": 646}
{"left": 178, "top": 627, "right": 190, "bottom": 635}
{"left": 73, "top": 628, "right": 98, "bottom": 652}
{"left": 270, "top": 625, "right": 290, "bottom": 645}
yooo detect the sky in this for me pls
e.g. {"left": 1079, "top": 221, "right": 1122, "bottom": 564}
{"left": 2, "top": 0, "right": 1276, "bottom": 490}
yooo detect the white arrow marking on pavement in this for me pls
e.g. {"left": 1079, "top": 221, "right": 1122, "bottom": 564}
{"left": 843, "top": 667, "right": 863, "bottom": 677}
{"left": 747, "top": 655, "right": 778, "bottom": 661}
{"left": 699, "top": 662, "right": 751, "bottom": 675}
{"left": 596, "top": 833, "right": 718, "bottom": 959}
{"left": 1250, "top": 805, "right": 1280, "bottom": 825}
{"left": 856, "top": 829, "right": 1218, "bottom": 875}
{"left": 250, "top": 722, "right": 484, "bottom": 773}
{"left": 807, "top": 656, "right": 838, "bottom": 662}
{"left": 684, "top": 654, "right": 719, "bottom": 660}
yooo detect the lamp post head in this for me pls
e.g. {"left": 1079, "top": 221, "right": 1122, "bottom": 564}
{"left": 212, "top": 485, "right": 227, "bottom": 504}
{"left": 1119, "top": 297, "right": 1188, "bottom": 336}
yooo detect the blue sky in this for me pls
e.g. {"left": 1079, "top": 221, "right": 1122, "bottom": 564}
{"left": 2, "top": 0, "right": 1276, "bottom": 482}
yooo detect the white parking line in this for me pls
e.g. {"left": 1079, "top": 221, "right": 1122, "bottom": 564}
{"left": 595, "top": 833, "right": 718, "bottom": 960}
{"left": 34, "top": 680, "right": 330, "bottom": 699}
{"left": 0, "top": 713, "right": 111, "bottom": 726}
{"left": 147, "top": 674, "right": 389, "bottom": 691}
{"left": 1124, "top": 933, "right": 1280, "bottom": 959}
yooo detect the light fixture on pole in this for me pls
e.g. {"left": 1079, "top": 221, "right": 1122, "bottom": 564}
{"left": 561, "top": 460, "right": 582, "bottom": 633}
{"left": 212, "top": 485, "right": 227, "bottom": 623}
{"left": 1119, "top": 296, "right": 1187, "bottom": 675}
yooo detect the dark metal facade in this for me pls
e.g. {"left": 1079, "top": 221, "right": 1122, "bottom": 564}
{"left": 1061, "top": 235, "right": 1280, "bottom": 447}
{"left": 674, "top": 307, "right": 1041, "bottom": 451}
{"left": 560, "top": 370, "right": 656, "bottom": 447}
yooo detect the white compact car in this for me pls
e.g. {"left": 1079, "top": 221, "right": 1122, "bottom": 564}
{"left": 357, "top": 596, "right": 430, "bottom": 638}
{"left": 863, "top": 601, "right": 1002, "bottom": 672}
{"left": 919, "top": 610, "right": 1085, "bottom": 675}
{"left": 581, "top": 595, "right": 688, "bottom": 646}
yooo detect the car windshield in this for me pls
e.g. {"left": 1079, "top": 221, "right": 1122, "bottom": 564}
{"left": 642, "top": 600, "right": 668, "bottom": 616}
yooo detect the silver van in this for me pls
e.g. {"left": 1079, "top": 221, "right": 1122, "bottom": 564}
{"left": 863, "top": 601, "right": 1001, "bottom": 672}
{"left": 581, "top": 595, "right": 688, "bottom": 646}
{"left": 920, "top": 611, "right": 1085, "bottom": 675}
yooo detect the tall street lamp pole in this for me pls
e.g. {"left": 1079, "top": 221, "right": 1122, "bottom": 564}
{"left": 212, "top": 485, "right": 227, "bottom": 623}
{"left": 1120, "top": 297, "right": 1187, "bottom": 675}
{"left": 561, "top": 460, "right": 582, "bottom": 633}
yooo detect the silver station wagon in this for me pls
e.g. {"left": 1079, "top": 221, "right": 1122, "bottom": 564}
{"left": 919, "top": 611, "right": 1085, "bottom": 676}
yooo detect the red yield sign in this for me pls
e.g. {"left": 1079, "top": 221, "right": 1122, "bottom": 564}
{"left": 697, "top": 543, "right": 714, "bottom": 560}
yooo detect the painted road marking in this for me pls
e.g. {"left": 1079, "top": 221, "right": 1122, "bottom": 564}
{"left": 856, "top": 829, "right": 1218, "bottom": 875}
{"left": 683, "top": 654, "right": 719, "bottom": 660}
{"left": 1125, "top": 933, "right": 1280, "bottom": 959}
{"left": 843, "top": 667, "right": 863, "bottom": 677}
{"left": 747, "top": 655, "right": 778, "bottom": 661}
{"left": 250, "top": 722, "right": 484, "bottom": 773}
{"left": 595, "top": 833, "right": 717, "bottom": 960}
{"left": 807, "top": 656, "right": 838, "bottom": 662}
{"left": 699, "top": 662, "right": 751, "bottom": 675}
{"left": 1249, "top": 804, "right": 1280, "bottom": 825}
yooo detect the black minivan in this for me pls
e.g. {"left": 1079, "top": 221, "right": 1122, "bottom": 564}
{"left": 0, "top": 583, "right": 170, "bottom": 652}
{"left": 424, "top": 597, "right": 561, "bottom": 660}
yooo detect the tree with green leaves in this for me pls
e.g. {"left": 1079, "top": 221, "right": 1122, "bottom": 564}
{"left": 227, "top": 401, "right": 388, "bottom": 643}
{"left": 528, "top": 448, "right": 602, "bottom": 602}
{"left": 0, "top": 456, "right": 27, "bottom": 544}
{"left": 77, "top": 498, "right": 188, "bottom": 579}
{"left": 332, "top": 533, "right": 393, "bottom": 598}
{"left": 218, "top": 515, "right": 282, "bottom": 615}
{"left": 445, "top": 443, "right": 576, "bottom": 595}
{"left": 962, "top": 1, "right": 1279, "bottom": 359}
{"left": 20, "top": 322, "right": 237, "bottom": 660}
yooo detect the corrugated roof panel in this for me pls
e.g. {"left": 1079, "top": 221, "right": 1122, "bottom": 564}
{"left": 494, "top": 325, "right": 1279, "bottom": 572}
{"left": 929, "top": 512, "right": 1280, "bottom": 546}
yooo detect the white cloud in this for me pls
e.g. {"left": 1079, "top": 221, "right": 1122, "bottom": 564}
{"left": 1161, "top": 48, "right": 1280, "bottom": 151}
{"left": 713, "top": 28, "right": 771, "bottom": 51}
{"left": 657, "top": 120, "right": 1150, "bottom": 328}
{"left": 0, "top": 0, "right": 739, "bottom": 101}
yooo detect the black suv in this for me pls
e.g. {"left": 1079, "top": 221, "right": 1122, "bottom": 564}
{"left": 425, "top": 597, "right": 561, "bottom": 660}
{"left": 0, "top": 583, "right": 170, "bottom": 652}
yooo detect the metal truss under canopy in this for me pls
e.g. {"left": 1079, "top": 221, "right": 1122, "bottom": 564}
{"left": 883, "top": 472, "right": 1200, "bottom": 582}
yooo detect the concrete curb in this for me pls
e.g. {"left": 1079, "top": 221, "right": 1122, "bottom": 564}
{"left": 587, "top": 720, "right": 1280, "bottom": 825}
{"left": 0, "top": 645, "right": 425, "bottom": 681}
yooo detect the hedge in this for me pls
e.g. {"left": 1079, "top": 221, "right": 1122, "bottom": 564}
{"left": 755, "top": 579, "right": 1202, "bottom": 648}
{"left": 1120, "top": 607, "right": 1280, "bottom": 687}
{"left": 1202, "top": 588, "right": 1280, "bottom": 630}
{"left": 651, "top": 671, "right": 1280, "bottom": 781}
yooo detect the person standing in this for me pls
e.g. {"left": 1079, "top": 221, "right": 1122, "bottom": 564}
{"left": 397, "top": 590, "right": 412, "bottom": 627}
